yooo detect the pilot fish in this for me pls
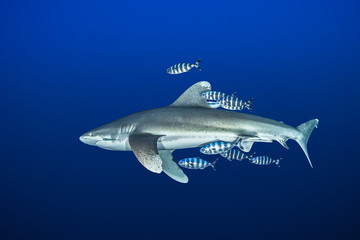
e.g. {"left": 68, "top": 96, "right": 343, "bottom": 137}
{"left": 178, "top": 157, "right": 218, "bottom": 171}
{"left": 219, "top": 95, "right": 253, "bottom": 111}
{"left": 249, "top": 156, "right": 282, "bottom": 167}
{"left": 167, "top": 59, "right": 201, "bottom": 74}
{"left": 220, "top": 149, "right": 256, "bottom": 161}
{"left": 200, "top": 141, "right": 236, "bottom": 155}
{"left": 202, "top": 91, "right": 227, "bottom": 101}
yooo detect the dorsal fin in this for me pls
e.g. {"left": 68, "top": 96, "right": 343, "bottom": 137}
{"left": 170, "top": 81, "right": 211, "bottom": 108}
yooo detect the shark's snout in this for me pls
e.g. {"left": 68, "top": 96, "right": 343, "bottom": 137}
{"left": 79, "top": 132, "right": 98, "bottom": 146}
{"left": 79, "top": 134, "right": 86, "bottom": 143}
{"left": 79, "top": 134, "right": 89, "bottom": 144}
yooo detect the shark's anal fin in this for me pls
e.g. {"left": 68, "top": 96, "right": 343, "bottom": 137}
{"left": 280, "top": 139, "right": 289, "bottom": 149}
{"left": 129, "top": 133, "right": 163, "bottom": 173}
{"left": 170, "top": 81, "right": 211, "bottom": 108}
{"left": 158, "top": 150, "right": 188, "bottom": 183}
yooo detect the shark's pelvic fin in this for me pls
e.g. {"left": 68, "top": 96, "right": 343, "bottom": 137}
{"left": 170, "top": 81, "right": 211, "bottom": 108}
{"left": 158, "top": 150, "right": 188, "bottom": 183}
{"left": 237, "top": 139, "right": 254, "bottom": 152}
{"left": 129, "top": 133, "right": 163, "bottom": 173}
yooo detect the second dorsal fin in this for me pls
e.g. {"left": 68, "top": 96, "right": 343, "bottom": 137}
{"left": 170, "top": 81, "right": 211, "bottom": 108}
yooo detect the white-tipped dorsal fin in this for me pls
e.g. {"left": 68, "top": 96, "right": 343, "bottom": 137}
{"left": 170, "top": 81, "right": 211, "bottom": 108}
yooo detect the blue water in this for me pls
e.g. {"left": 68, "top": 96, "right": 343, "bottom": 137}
{"left": 1, "top": 1, "right": 359, "bottom": 239}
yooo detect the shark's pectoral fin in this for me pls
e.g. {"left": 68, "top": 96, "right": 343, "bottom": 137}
{"left": 158, "top": 150, "right": 188, "bottom": 184}
{"left": 129, "top": 133, "right": 163, "bottom": 173}
{"left": 237, "top": 139, "right": 254, "bottom": 152}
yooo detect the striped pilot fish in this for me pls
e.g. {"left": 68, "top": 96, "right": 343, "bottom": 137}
{"left": 207, "top": 101, "right": 221, "bottom": 109}
{"left": 200, "top": 141, "right": 236, "bottom": 155}
{"left": 178, "top": 157, "right": 218, "bottom": 171}
{"left": 202, "top": 91, "right": 227, "bottom": 101}
{"left": 248, "top": 156, "right": 282, "bottom": 167}
{"left": 218, "top": 95, "right": 253, "bottom": 112}
{"left": 167, "top": 59, "right": 201, "bottom": 74}
{"left": 220, "top": 149, "right": 256, "bottom": 161}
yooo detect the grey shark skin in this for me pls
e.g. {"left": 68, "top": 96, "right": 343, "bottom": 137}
{"left": 79, "top": 81, "right": 319, "bottom": 183}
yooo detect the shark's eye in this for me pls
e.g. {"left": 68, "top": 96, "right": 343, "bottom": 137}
{"left": 89, "top": 133, "right": 93, "bottom": 136}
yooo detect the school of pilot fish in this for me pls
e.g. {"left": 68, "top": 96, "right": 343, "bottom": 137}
{"left": 167, "top": 59, "right": 283, "bottom": 171}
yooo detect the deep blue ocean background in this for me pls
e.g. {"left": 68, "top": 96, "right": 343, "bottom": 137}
{"left": 1, "top": 1, "right": 360, "bottom": 239}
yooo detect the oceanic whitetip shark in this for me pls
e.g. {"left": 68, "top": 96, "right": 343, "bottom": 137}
{"left": 79, "top": 81, "right": 319, "bottom": 183}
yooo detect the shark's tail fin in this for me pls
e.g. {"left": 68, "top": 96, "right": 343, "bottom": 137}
{"left": 211, "top": 158, "right": 218, "bottom": 171}
{"left": 194, "top": 58, "right": 201, "bottom": 71}
{"left": 246, "top": 98, "right": 253, "bottom": 112}
{"left": 275, "top": 158, "right": 282, "bottom": 167}
{"left": 295, "top": 119, "right": 319, "bottom": 168}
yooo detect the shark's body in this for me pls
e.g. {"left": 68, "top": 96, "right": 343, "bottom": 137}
{"left": 80, "top": 81, "right": 319, "bottom": 183}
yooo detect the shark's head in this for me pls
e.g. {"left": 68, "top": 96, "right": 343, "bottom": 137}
{"left": 79, "top": 128, "right": 107, "bottom": 146}
{"left": 79, "top": 122, "right": 136, "bottom": 151}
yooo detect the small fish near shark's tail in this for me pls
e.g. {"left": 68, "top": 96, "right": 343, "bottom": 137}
{"left": 194, "top": 59, "right": 201, "bottom": 71}
{"left": 295, "top": 119, "right": 319, "bottom": 168}
{"left": 275, "top": 158, "right": 282, "bottom": 167}
{"left": 246, "top": 98, "right": 253, "bottom": 112}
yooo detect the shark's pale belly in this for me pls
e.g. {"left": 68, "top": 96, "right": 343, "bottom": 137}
{"left": 157, "top": 135, "right": 239, "bottom": 150}
{"left": 95, "top": 134, "right": 240, "bottom": 151}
